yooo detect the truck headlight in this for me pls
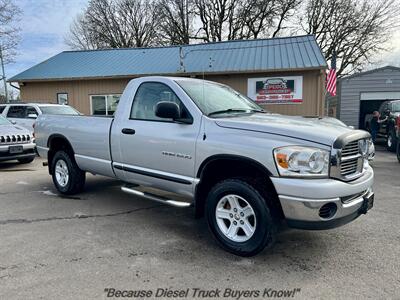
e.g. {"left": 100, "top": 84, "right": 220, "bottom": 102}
{"left": 367, "top": 139, "right": 375, "bottom": 161}
{"left": 359, "top": 139, "right": 369, "bottom": 156}
{"left": 273, "top": 146, "right": 330, "bottom": 178}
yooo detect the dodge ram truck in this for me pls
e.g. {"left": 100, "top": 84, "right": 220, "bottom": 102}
{"left": 35, "top": 77, "right": 375, "bottom": 256}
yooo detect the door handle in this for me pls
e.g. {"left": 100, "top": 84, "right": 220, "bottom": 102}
{"left": 121, "top": 128, "right": 136, "bottom": 135}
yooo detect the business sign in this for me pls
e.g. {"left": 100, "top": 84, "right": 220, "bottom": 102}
{"left": 247, "top": 76, "right": 303, "bottom": 104}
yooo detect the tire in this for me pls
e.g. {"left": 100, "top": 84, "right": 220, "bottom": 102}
{"left": 51, "top": 150, "right": 86, "bottom": 195}
{"left": 387, "top": 129, "right": 397, "bottom": 152}
{"left": 206, "top": 179, "right": 277, "bottom": 257}
{"left": 18, "top": 157, "right": 35, "bottom": 164}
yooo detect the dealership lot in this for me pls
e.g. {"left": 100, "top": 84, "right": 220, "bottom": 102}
{"left": 0, "top": 148, "right": 399, "bottom": 299}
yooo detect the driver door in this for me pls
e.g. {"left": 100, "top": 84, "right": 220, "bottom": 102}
{"left": 116, "top": 82, "right": 201, "bottom": 196}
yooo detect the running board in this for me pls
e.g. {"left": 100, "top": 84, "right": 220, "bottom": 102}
{"left": 121, "top": 186, "right": 192, "bottom": 208}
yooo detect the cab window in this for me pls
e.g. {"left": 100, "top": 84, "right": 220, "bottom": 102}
{"left": 7, "top": 106, "right": 26, "bottom": 118}
{"left": 130, "top": 82, "right": 190, "bottom": 122}
{"left": 26, "top": 106, "right": 38, "bottom": 116}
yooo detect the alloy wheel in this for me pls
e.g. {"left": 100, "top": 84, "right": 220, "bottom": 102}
{"left": 215, "top": 194, "right": 257, "bottom": 242}
{"left": 55, "top": 159, "right": 69, "bottom": 187}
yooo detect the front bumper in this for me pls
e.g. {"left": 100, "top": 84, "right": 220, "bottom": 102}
{"left": 0, "top": 142, "right": 36, "bottom": 162}
{"left": 271, "top": 165, "right": 374, "bottom": 230}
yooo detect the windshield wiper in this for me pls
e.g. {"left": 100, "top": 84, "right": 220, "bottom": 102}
{"left": 208, "top": 109, "right": 250, "bottom": 116}
{"left": 250, "top": 108, "right": 266, "bottom": 113}
{"left": 208, "top": 108, "right": 267, "bottom": 117}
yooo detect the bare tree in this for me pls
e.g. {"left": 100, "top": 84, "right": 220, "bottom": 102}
{"left": 66, "top": 14, "right": 105, "bottom": 50}
{"left": 194, "top": 0, "right": 300, "bottom": 42}
{"left": 301, "top": 0, "right": 400, "bottom": 76}
{"left": 65, "top": 0, "right": 400, "bottom": 78}
{"left": 0, "top": 0, "right": 21, "bottom": 63}
{"left": 157, "top": 0, "right": 195, "bottom": 45}
{"left": 194, "top": 0, "right": 235, "bottom": 42}
{"left": 66, "top": 0, "right": 160, "bottom": 49}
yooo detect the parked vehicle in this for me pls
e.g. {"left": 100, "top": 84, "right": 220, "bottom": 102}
{"left": 0, "top": 115, "right": 36, "bottom": 164}
{"left": 0, "top": 103, "right": 80, "bottom": 132}
{"left": 364, "top": 100, "right": 400, "bottom": 151}
{"left": 35, "top": 77, "right": 375, "bottom": 256}
{"left": 397, "top": 141, "right": 400, "bottom": 163}
{"left": 397, "top": 124, "right": 400, "bottom": 162}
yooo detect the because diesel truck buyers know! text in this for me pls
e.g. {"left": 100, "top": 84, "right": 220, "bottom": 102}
{"left": 35, "top": 77, "right": 375, "bottom": 256}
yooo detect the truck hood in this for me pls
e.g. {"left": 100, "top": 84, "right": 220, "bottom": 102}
{"left": 0, "top": 124, "right": 31, "bottom": 136}
{"left": 214, "top": 113, "right": 354, "bottom": 146}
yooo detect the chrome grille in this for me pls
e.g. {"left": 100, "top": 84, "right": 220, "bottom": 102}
{"left": 0, "top": 134, "right": 31, "bottom": 145}
{"left": 341, "top": 140, "right": 359, "bottom": 156}
{"left": 331, "top": 139, "right": 365, "bottom": 182}
{"left": 340, "top": 140, "right": 360, "bottom": 177}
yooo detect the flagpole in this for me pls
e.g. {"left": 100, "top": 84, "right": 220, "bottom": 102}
{"left": 325, "top": 51, "right": 337, "bottom": 117}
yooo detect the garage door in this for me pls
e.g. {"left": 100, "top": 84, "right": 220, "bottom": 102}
{"left": 359, "top": 92, "right": 400, "bottom": 129}
{"left": 360, "top": 92, "right": 400, "bottom": 101}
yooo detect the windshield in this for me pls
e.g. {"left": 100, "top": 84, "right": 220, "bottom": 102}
{"left": 176, "top": 80, "right": 264, "bottom": 116}
{"left": 40, "top": 105, "right": 80, "bottom": 115}
{"left": 392, "top": 102, "right": 400, "bottom": 112}
{"left": 0, "top": 115, "right": 11, "bottom": 125}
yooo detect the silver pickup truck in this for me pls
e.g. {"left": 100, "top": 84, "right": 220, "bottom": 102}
{"left": 35, "top": 76, "right": 375, "bottom": 256}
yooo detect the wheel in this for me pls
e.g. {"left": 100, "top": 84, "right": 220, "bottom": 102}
{"left": 18, "top": 157, "right": 34, "bottom": 164}
{"left": 51, "top": 150, "right": 86, "bottom": 195}
{"left": 387, "top": 130, "right": 397, "bottom": 152}
{"left": 206, "top": 179, "right": 277, "bottom": 257}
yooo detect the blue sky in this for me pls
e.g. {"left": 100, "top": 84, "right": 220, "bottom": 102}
{"left": 4, "top": 0, "right": 400, "bottom": 82}
{"left": 6, "top": 0, "right": 88, "bottom": 79}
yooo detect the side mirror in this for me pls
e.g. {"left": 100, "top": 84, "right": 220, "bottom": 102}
{"left": 11, "top": 120, "right": 17, "bottom": 125}
{"left": 27, "top": 113, "right": 38, "bottom": 119}
{"left": 155, "top": 101, "right": 181, "bottom": 120}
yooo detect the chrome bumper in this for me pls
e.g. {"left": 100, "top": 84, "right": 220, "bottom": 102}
{"left": 0, "top": 142, "right": 36, "bottom": 162}
{"left": 271, "top": 166, "right": 374, "bottom": 229}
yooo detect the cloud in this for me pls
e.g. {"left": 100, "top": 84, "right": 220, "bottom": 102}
{"left": 6, "top": 0, "right": 87, "bottom": 78}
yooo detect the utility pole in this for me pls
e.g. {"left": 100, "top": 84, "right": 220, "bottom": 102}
{"left": 0, "top": 45, "right": 8, "bottom": 103}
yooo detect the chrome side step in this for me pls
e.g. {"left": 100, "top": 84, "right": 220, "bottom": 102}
{"left": 121, "top": 186, "right": 192, "bottom": 208}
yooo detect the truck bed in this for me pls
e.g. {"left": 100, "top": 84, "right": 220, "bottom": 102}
{"left": 35, "top": 115, "right": 115, "bottom": 177}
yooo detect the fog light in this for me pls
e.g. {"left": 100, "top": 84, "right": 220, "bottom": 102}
{"left": 319, "top": 203, "right": 337, "bottom": 219}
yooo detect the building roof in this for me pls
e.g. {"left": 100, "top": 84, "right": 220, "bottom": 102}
{"left": 341, "top": 65, "right": 400, "bottom": 81}
{"left": 9, "top": 35, "right": 327, "bottom": 82}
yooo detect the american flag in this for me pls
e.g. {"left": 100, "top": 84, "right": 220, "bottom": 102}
{"left": 326, "top": 54, "right": 337, "bottom": 96}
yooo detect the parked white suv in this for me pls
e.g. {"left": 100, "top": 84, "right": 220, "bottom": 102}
{"left": 0, "top": 103, "right": 80, "bottom": 132}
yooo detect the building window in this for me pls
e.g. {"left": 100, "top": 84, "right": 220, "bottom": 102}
{"left": 57, "top": 93, "right": 68, "bottom": 105}
{"left": 90, "top": 94, "right": 121, "bottom": 116}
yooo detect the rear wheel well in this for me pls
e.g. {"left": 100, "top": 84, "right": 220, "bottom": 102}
{"left": 194, "top": 156, "right": 283, "bottom": 219}
{"left": 47, "top": 135, "right": 74, "bottom": 174}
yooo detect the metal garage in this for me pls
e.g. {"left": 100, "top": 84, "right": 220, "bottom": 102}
{"left": 337, "top": 66, "right": 400, "bottom": 129}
